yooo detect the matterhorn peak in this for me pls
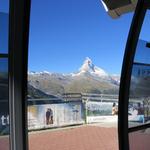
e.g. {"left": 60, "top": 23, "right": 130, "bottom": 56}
{"left": 79, "top": 57, "right": 95, "bottom": 73}
{"left": 78, "top": 57, "right": 108, "bottom": 77}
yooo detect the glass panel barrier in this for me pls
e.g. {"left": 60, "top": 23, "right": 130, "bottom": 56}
{"left": 0, "top": 58, "right": 9, "bottom": 150}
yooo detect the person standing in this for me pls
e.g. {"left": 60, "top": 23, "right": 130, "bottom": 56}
{"left": 46, "top": 108, "right": 51, "bottom": 125}
{"left": 112, "top": 103, "right": 118, "bottom": 115}
{"left": 49, "top": 108, "right": 53, "bottom": 124}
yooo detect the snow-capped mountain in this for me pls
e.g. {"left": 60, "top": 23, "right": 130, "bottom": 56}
{"left": 80, "top": 57, "right": 108, "bottom": 76}
{"left": 69, "top": 57, "right": 119, "bottom": 85}
{"left": 28, "top": 57, "right": 120, "bottom": 96}
{"left": 71, "top": 57, "right": 109, "bottom": 77}
{"left": 29, "top": 57, "right": 119, "bottom": 81}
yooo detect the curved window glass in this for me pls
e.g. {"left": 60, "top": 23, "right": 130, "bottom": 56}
{"left": 128, "top": 10, "right": 150, "bottom": 128}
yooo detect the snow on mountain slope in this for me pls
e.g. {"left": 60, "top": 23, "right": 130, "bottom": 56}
{"left": 111, "top": 74, "right": 120, "bottom": 85}
{"left": 28, "top": 57, "right": 120, "bottom": 85}
{"left": 28, "top": 71, "right": 51, "bottom": 75}
{"left": 72, "top": 57, "right": 109, "bottom": 78}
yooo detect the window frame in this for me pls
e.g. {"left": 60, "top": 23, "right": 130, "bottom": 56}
{"left": 0, "top": 54, "right": 8, "bottom": 58}
{"left": 8, "top": 0, "right": 31, "bottom": 150}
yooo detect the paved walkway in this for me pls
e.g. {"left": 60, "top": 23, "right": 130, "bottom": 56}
{"left": 129, "top": 131, "right": 150, "bottom": 150}
{"left": 0, "top": 136, "right": 9, "bottom": 150}
{"left": 2, "top": 125, "right": 150, "bottom": 150}
{"left": 0, "top": 125, "right": 118, "bottom": 150}
{"left": 29, "top": 125, "right": 118, "bottom": 150}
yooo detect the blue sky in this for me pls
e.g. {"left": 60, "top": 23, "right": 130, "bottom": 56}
{"left": 0, "top": 0, "right": 134, "bottom": 75}
{"left": 28, "top": 0, "right": 134, "bottom": 75}
{"left": 0, "top": 1, "right": 149, "bottom": 74}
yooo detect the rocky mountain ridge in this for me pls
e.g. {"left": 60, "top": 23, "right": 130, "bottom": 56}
{"left": 28, "top": 57, "right": 120, "bottom": 97}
